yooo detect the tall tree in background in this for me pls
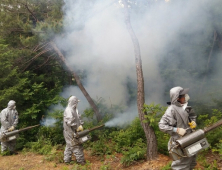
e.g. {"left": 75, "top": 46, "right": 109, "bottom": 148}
{"left": 122, "top": 0, "right": 158, "bottom": 160}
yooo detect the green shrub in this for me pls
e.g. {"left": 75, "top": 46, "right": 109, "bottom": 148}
{"left": 38, "top": 109, "right": 65, "bottom": 145}
{"left": 143, "top": 103, "right": 166, "bottom": 128}
{"left": 24, "top": 137, "right": 53, "bottom": 155}
{"left": 109, "top": 117, "right": 146, "bottom": 153}
{"left": 90, "top": 135, "right": 112, "bottom": 157}
{"left": 121, "top": 139, "right": 146, "bottom": 166}
{"left": 156, "top": 131, "right": 170, "bottom": 155}
{"left": 24, "top": 138, "right": 64, "bottom": 163}
{"left": 99, "top": 163, "right": 111, "bottom": 170}
{"left": 212, "top": 140, "right": 222, "bottom": 156}
{"left": 37, "top": 124, "right": 64, "bottom": 145}
{"left": 44, "top": 147, "right": 64, "bottom": 163}
{"left": 201, "top": 160, "right": 218, "bottom": 170}
{"left": 1, "top": 149, "right": 11, "bottom": 156}
{"left": 198, "top": 109, "right": 222, "bottom": 146}
{"left": 161, "top": 161, "right": 172, "bottom": 170}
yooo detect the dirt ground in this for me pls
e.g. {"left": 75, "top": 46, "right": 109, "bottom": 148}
{"left": 0, "top": 150, "right": 213, "bottom": 170}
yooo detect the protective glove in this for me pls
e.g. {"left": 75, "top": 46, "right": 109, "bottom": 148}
{"left": 188, "top": 121, "right": 197, "bottom": 129}
{"left": 177, "top": 128, "right": 186, "bottom": 136}
{"left": 8, "top": 126, "right": 15, "bottom": 132}
{"left": 77, "top": 125, "right": 83, "bottom": 132}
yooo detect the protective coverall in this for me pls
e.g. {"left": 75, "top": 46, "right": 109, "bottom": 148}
{"left": 0, "top": 100, "right": 19, "bottom": 153}
{"left": 63, "top": 96, "right": 85, "bottom": 164}
{"left": 159, "top": 86, "right": 197, "bottom": 170}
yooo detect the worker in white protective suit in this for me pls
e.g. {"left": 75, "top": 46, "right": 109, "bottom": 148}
{"left": 0, "top": 100, "right": 19, "bottom": 155}
{"left": 63, "top": 96, "right": 85, "bottom": 165}
{"left": 159, "top": 86, "right": 197, "bottom": 170}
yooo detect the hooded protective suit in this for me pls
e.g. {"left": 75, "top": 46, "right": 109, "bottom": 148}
{"left": 0, "top": 100, "right": 19, "bottom": 153}
{"left": 63, "top": 96, "right": 85, "bottom": 163}
{"left": 159, "top": 87, "right": 197, "bottom": 170}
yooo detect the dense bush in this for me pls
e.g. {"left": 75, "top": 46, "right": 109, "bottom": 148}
{"left": 24, "top": 137, "right": 53, "bottom": 155}
{"left": 198, "top": 109, "right": 222, "bottom": 147}
{"left": 109, "top": 117, "right": 146, "bottom": 153}
{"left": 85, "top": 117, "right": 147, "bottom": 166}
{"left": 213, "top": 140, "right": 222, "bottom": 156}
{"left": 121, "top": 138, "right": 146, "bottom": 166}
{"left": 39, "top": 109, "right": 65, "bottom": 145}
{"left": 89, "top": 135, "right": 112, "bottom": 157}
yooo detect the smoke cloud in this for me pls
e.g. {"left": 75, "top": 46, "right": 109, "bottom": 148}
{"left": 40, "top": 118, "right": 57, "bottom": 127}
{"left": 39, "top": 103, "right": 64, "bottom": 127}
{"left": 105, "top": 105, "right": 138, "bottom": 127}
{"left": 54, "top": 0, "right": 222, "bottom": 127}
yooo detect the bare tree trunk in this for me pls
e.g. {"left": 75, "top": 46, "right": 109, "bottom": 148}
{"left": 50, "top": 42, "right": 101, "bottom": 122}
{"left": 122, "top": 0, "right": 158, "bottom": 160}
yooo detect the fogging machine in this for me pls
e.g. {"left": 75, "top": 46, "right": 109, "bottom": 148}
{"left": 75, "top": 124, "right": 104, "bottom": 144}
{"left": 170, "top": 119, "right": 222, "bottom": 161}
{"left": 0, "top": 124, "right": 40, "bottom": 142}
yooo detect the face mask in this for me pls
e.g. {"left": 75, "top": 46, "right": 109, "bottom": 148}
{"left": 185, "top": 94, "right": 190, "bottom": 103}
{"left": 73, "top": 100, "right": 80, "bottom": 108}
{"left": 73, "top": 102, "right": 78, "bottom": 109}
{"left": 182, "top": 103, "right": 188, "bottom": 110}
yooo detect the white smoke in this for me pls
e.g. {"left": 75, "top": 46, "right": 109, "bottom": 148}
{"left": 53, "top": 0, "right": 222, "bottom": 127}
{"left": 105, "top": 105, "right": 138, "bottom": 127}
{"left": 40, "top": 103, "right": 64, "bottom": 127}
{"left": 40, "top": 118, "right": 57, "bottom": 127}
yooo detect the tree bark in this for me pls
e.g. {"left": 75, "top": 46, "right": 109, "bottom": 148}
{"left": 122, "top": 0, "right": 158, "bottom": 160}
{"left": 50, "top": 41, "right": 101, "bottom": 122}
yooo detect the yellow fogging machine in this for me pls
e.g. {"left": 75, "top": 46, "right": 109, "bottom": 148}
{"left": 170, "top": 119, "right": 222, "bottom": 161}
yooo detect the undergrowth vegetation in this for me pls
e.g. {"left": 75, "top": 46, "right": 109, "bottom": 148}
{"left": 21, "top": 103, "right": 222, "bottom": 168}
{"left": 22, "top": 103, "right": 168, "bottom": 167}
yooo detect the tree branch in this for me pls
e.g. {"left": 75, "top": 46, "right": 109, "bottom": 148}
{"left": 24, "top": 3, "right": 38, "bottom": 22}
{"left": 50, "top": 41, "right": 101, "bottom": 122}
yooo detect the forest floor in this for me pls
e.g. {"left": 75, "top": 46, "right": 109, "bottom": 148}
{"left": 0, "top": 150, "right": 220, "bottom": 170}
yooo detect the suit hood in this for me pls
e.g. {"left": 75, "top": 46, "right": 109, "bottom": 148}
{"left": 170, "top": 86, "right": 183, "bottom": 105}
{"left": 68, "top": 96, "right": 79, "bottom": 108}
{"left": 7, "top": 100, "right": 16, "bottom": 110}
